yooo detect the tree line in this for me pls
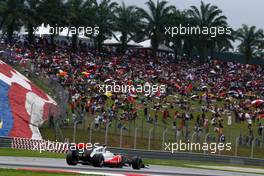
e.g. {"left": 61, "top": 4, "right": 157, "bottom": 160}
{"left": 0, "top": 0, "right": 263, "bottom": 62}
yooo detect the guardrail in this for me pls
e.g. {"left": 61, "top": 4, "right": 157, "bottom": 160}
{"left": 109, "top": 147, "right": 264, "bottom": 167}
{"left": 0, "top": 136, "right": 12, "bottom": 148}
{"left": 1, "top": 136, "right": 264, "bottom": 167}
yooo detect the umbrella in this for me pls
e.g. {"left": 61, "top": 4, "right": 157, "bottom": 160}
{"left": 228, "top": 91, "right": 238, "bottom": 94}
{"left": 81, "top": 71, "right": 90, "bottom": 77}
{"left": 208, "top": 109, "right": 216, "bottom": 114}
{"left": 258, "top": 114, "right": 264, "bottom": 119}
{"left": 251, "top": 99, "right": 264, "bottom": 107}
{"left": 104, "top": 79, "right": 112, "bottom": 83}
{"left": 210, "top": 70, "right": 216, "bottom": 74}
{"left": 219, "top": 92, "right": 226, "bottom": 97}
{"left": 58, "top": 70, "right": 67, "bottom": 77}
{"left": 228, "top": 91, "right": 240, "bottom": 98}
{"left": 191, "top": 95, "right": 198, "bottom": 99}
{"left": 130, "top": 93, "right": 137, "bottom": 98}
{"left": 202, "top": 93, "right": 214, "bottom": 98}
{"left": 104, "top": 92, "right": 113, "bottom": 97}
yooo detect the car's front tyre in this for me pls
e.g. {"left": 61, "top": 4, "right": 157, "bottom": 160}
{"left": 131, "top": 156, "right": 143, "bottom": 170}
{"left": 92, "top": 154, "right": 104, "bottom": 167}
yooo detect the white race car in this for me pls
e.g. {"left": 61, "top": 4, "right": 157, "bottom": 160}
{"left": 66, "top": 145, "right": 145, "bottom": 169}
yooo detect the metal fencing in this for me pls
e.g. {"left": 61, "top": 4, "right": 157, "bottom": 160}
{"left": 70, "top": 117, "right": 264, "bottom": 159}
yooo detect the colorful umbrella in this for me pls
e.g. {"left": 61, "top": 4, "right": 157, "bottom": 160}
{"left": 58, "top": 70, "right": 67, "bottom": 77}
{"left": 104, "top": 92, "right": 113, "bottom": 97}
{"left": 81, "top": 71, "right": 90, "bottom": 77}
{"left": 251, "top": 99, "right": 264, "bottom": 107}
{"left": 258, "top": 114, "right": 264, "bottom": 119}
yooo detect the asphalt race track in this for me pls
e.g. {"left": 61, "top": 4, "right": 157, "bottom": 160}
{"left": 0, "top": 156, "right": 261, "bottom": 176}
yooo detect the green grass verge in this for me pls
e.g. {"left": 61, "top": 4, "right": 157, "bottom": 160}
{"left": 0, "top": 169, "right": 90, "bottom": 176}
{"left": 145, "top": 158, "right": 264, "bottom": 170}
{"left": 0, "top": 148, "right": 65, "bottom": 158}
{"left": 1, "top": 148, "right": 264, "bottom": 171}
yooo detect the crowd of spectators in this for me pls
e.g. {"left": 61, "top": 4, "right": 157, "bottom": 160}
{"left": 1, "top": 36, "right": 264, "bottom": 144}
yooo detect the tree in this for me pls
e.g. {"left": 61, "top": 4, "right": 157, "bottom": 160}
{"left": 137, "top": 0, "right": 175, "bottom": 56}
{"left": 165, "top": 9, "right": 188, "bottom": 59}
{"left": 236, "top": 24, "right": 264, "bottom": 63}
{"left": 0, "top": 0, "right": 25, "bottom": 42}
{"left": 214, "top": 32, "right": 234, "bottom": 52}
{"left": 187, "top": 1, "right": 232, "bottom": 59}
{"left": 65, "top": 0, "right": 95, "bottom": 50}
{"left": 93, "top": 0, "right": 118, "bottom": 50}
{"left": 38, "top": 0, "right": 67, "bottom": 45}
{"left": 114, "top": 2, "right": 143, "bottom": 53}
{"left": 23, "top": 0, "right": 42, "bottom": 44}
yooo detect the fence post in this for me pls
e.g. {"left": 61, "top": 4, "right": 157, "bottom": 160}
{"left": 114, "top": 118, "right": 117, "bottom": 134}
{"left": 55, "top": 120, "right": 64, "bottom": 141}
{"left": 105, "top": 123, "right": 111, "bottom": 146}
{"left": 235, "top": 136, "right": 240, "bottom": 157}
{"left": 128, "top": 121, "right": 131, "bottom": 136}
{"left": 204, "top": 133, "right": 210, "bottom": 154}
{"left": 141, "top": 116, "right": 144, "bottom": 137}
{"left": 174, "top": 128, "right": 177, "bottom": 142}
{"left": 153, "top": 122, "right": 156, "bottom": 139}
{"left": 162, "top": 128, "right": 168, "bottom": 150}
{"left": 148, "top": 128, "right": 153, "bottom": 150}
{"left": 120, "top": 126, "right": 125, "bottom": 148}
{"left": 73, "top": 121, "right": 78, "bottom": 143}
{"left": 89, "top": 121, "right": 95, "bottom": 143}
{"left": 263, "top": 133, "right": 264, "bottom": 148}
{"left": 190, "top": 132, "right": 197, "bottom": 153}
{"left": 262, "top": 137, "right": 264, "bottom": 149}
{"left": 251, "top": 138, "right": 256, "bottom": 159}
{"left": 134, "top": 128, "right": 138, "bottom": 149}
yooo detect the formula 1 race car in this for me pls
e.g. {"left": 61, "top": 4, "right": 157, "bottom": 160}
{"left": 66, "top": 144, "right": 145, "bottom": 170}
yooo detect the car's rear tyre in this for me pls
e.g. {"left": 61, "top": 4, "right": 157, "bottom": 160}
{"left": 66, "top": 151, "right": 78, "bottom": 165}
{"left": 131, "top": 156, "right": 142, "bottom": 170}
{"left": 92, "top": 154, "right": 104, "bottom": 167}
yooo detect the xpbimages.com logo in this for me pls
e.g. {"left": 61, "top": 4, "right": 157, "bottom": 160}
{"left": 33, "top": 24, "right": 99, "bottom": 37}
{"left": 32, "top": 140, "right": 101, "bottom": 153}
{"left": 164, "top": 141, "right": 232, "bottom": 154}
{"left": 98, "top": 83, "right": 166, "bottom": 96}
{"left": 165, "top": 24, "right": 232, "bottom": 38}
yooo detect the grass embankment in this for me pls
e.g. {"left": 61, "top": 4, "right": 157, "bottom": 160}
{"left": 0, "top": 148, "right": 64, "bottom": 158}
{"left": 40, "top": 89, "right": 264, "bottom": 159}
{"left": 40, "top": 93, "right": 264, "bottom": 158}
{"left": 0, "top": 168, "right": 89, "bottom": 176}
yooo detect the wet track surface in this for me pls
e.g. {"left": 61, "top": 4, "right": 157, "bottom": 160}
{"left": 0, "top": 156, "right": 262, "bottom": 176}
